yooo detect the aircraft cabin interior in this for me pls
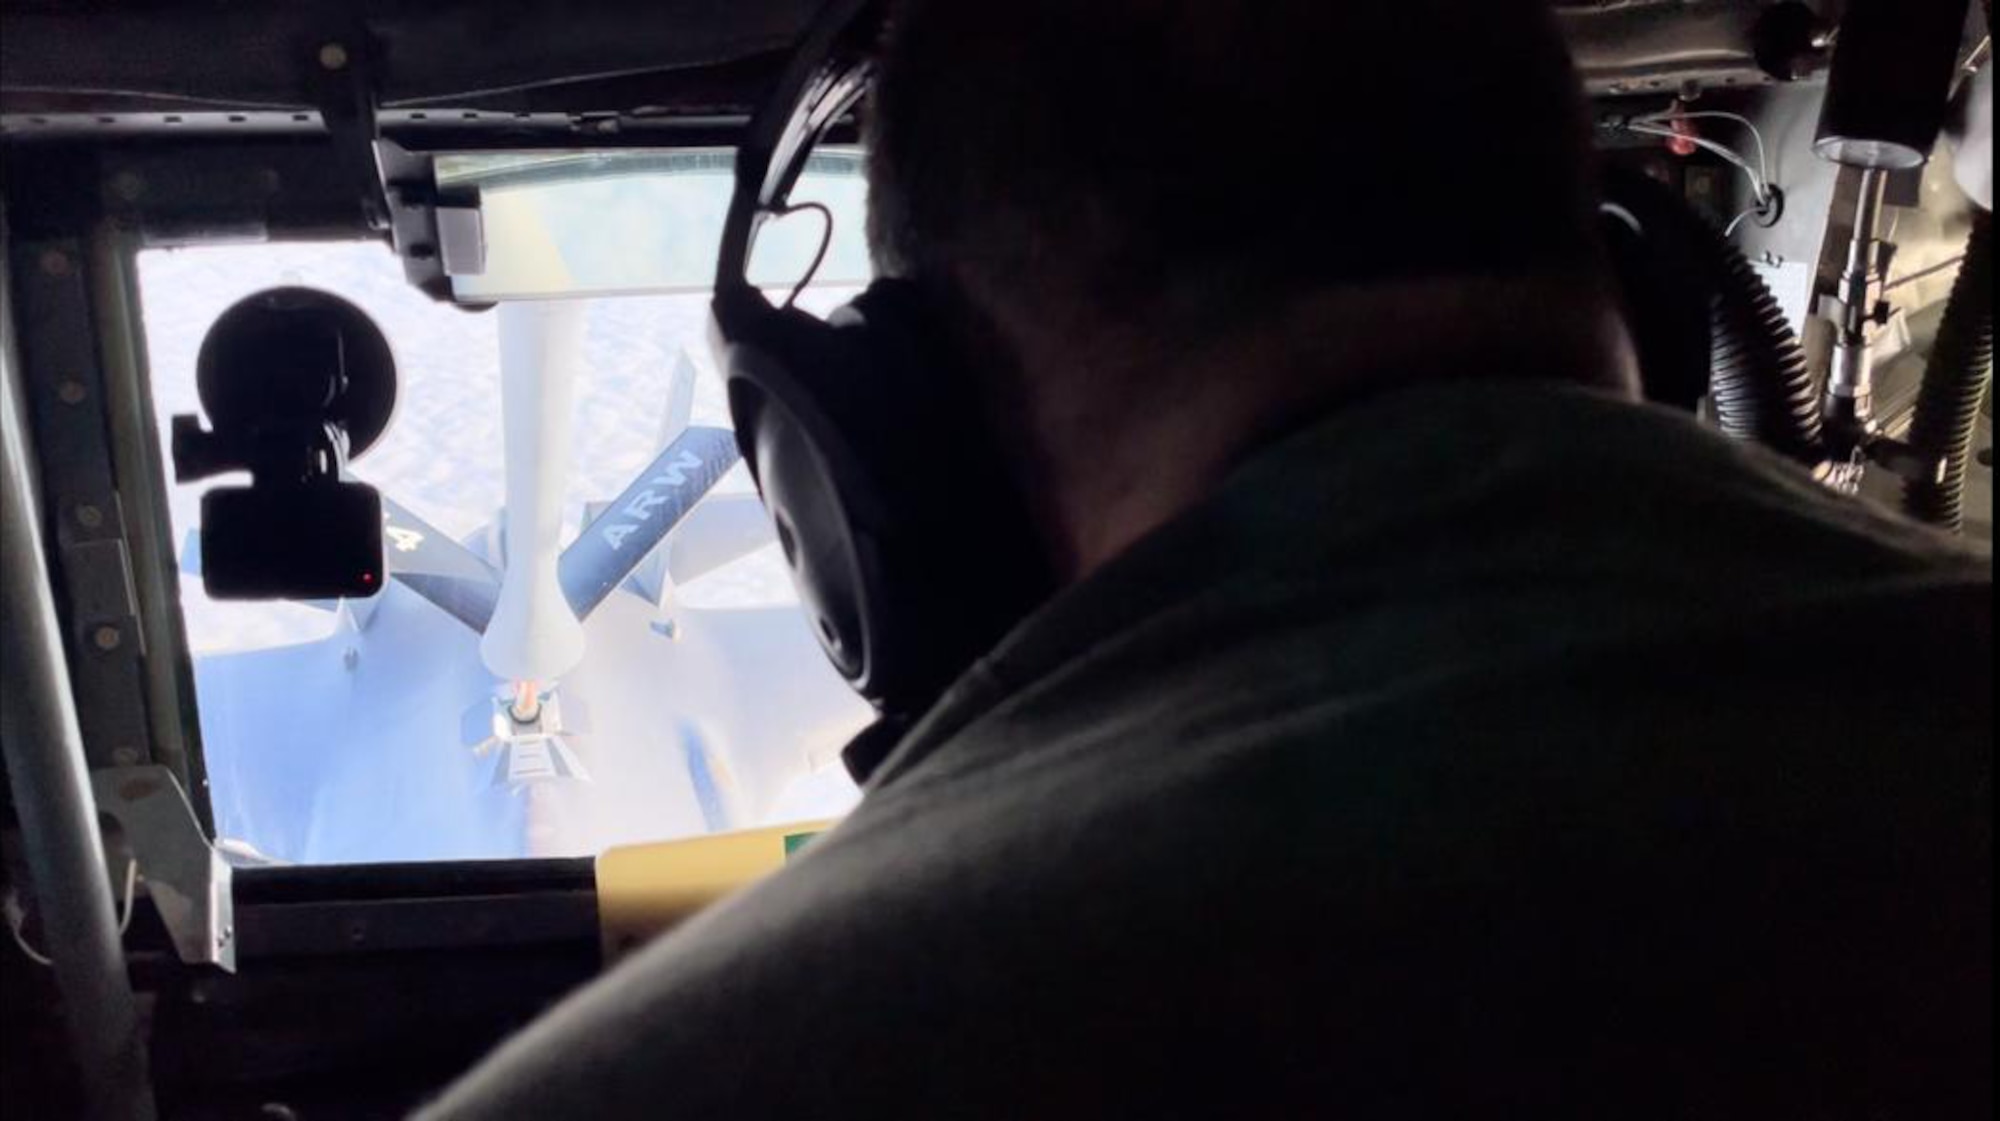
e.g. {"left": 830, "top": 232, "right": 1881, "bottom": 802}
{"left": 0, "top": 0, "right": 1991, "bottom": 1116}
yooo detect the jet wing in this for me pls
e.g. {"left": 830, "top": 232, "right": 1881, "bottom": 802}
{"left": 560, "top": 425, "right": 740, "bottom": 621}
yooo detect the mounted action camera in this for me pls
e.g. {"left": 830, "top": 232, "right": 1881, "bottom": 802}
{"left": 171, "top": 287, "right": 397, "bottom": 600}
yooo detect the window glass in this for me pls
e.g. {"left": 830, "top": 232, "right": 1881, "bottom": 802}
{"left": 140, "top": 151, "right": 872, "bottom": 865}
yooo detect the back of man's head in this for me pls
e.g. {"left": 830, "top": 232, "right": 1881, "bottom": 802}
{"left": 864, "top": 0, "right": 1631, "bottom": 575}
{"left": 868, "top": 0, "right": 1603, "bottom": 340}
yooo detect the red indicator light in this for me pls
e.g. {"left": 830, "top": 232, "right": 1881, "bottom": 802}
{"left": 1666, "top": 116, "right": 1698, "bottom": 158}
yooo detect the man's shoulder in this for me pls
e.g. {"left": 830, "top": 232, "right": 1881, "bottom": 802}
{"left": 423, "top": 571, "right": 1990, "bottom": 1119}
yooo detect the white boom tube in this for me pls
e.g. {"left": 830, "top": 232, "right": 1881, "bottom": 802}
{"left": 480, "top": 301, "right": 588, "bottom": 685}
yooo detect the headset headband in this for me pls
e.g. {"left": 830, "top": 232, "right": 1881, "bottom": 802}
{"left": 716, "top": 0, "right": 885, "bottom": 296}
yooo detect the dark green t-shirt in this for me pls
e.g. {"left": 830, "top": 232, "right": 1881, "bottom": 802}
{"left": 424, "top": 382, "right": 1992, "bottom": 1119}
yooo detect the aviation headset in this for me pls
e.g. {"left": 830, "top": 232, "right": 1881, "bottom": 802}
{"left": 710, "top": 0, "right": 1051, "bottom": 774}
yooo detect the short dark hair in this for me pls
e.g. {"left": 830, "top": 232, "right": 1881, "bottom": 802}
{"left": 866, "top": 0, "right": 1604, "bottom": 334}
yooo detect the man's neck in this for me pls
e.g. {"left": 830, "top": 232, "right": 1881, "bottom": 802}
{"left": 1014, "top": 276, "right": 1639, "bottom": 582}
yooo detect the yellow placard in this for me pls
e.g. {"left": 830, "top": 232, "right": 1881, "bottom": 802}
{"left": 596, "top": 820, "right": 833, "bottom": 960}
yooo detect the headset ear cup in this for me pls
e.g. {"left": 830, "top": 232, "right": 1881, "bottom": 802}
{"left": 726, "top": 348, "right": 875, "bottom": 682}
{"left": 825, "top": 280, "right": 1054, "bottom": 713}
{"left": 716, "top": 279, "right": 1052, "bottom": 719}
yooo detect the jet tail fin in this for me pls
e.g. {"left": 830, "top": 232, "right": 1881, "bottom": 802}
{"left": 666, "top": 492, "right": 778, "bottom": 586}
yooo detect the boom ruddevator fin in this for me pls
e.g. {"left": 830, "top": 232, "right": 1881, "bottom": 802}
{"left": 559, "top": 425, "right": 740, "bottom": 621}
{"left": 379, "top": 494, "right": 502, "bottom": 632}
{"left": 183, "top": 513, "right": 496, "bottom": 629}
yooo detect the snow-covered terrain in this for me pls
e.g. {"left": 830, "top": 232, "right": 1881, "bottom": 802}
{"left": 139, "top": 241, "right": 872, "bottom": 864}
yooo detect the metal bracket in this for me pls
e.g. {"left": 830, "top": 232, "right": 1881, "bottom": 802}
{"left": 90, "top": 766, "right": 235, "bottom": 972}
{"left": 1865, "top": 433, "right": 1951, "bottom": 486}
{"left": 376, "top": 138, "right": 484, "bottom": 300}
{"left": 11, "top": 237, "right": 160, "bottom": 771}
{"left": 310, "top": 30, "right": 481, "bottom": 302}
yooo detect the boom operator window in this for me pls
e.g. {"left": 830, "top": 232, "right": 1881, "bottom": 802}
{"left": 140, "top": 150, "right": 874, "bottom": 865}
